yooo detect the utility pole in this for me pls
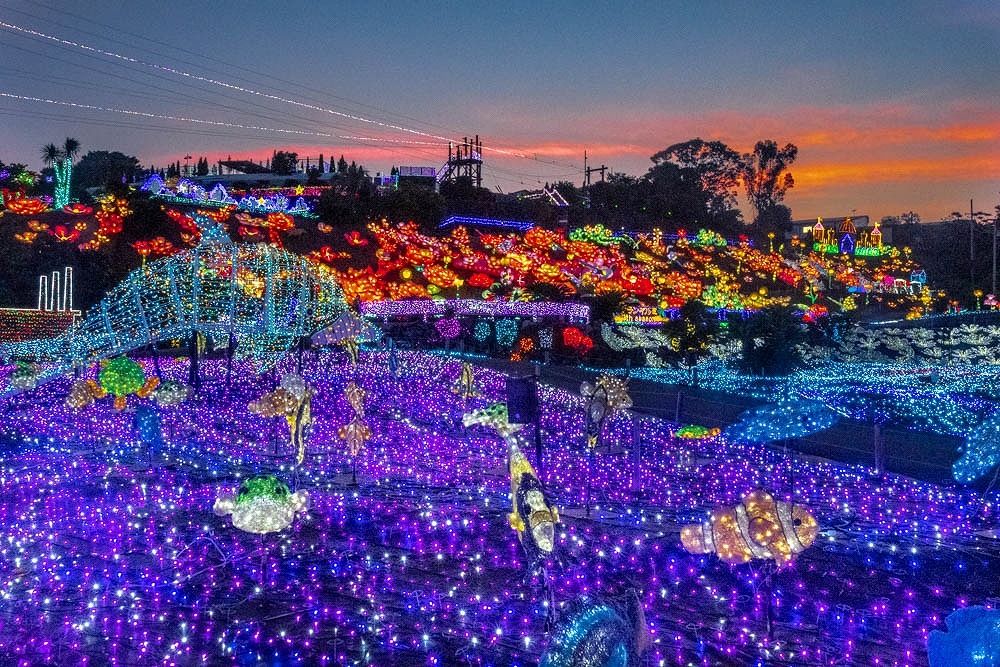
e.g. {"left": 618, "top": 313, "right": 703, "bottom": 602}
{"left": 583, "top": 150, "right": 607, "bottom": 188}
{"left": 971, "top": 199, "right": 975, "bottom": 289}
{"left": 994, "top": 198, "right": 998, "bottom": 297}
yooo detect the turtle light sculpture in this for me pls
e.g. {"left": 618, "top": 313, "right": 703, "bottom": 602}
{"left": 65, "top": 378, "right": 106, "bottom": 409}
{"left": 213, "top": 475, "right": 309, "bottom": 534}
{"left": 99, "top": 356, "right": 159, "bottom": 410}
{"left": 681, "top": 489, "right": 819, "bottom": 565}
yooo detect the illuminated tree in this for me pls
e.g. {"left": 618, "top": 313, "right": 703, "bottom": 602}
{"left": 73, "top": 151, "right": 141, "bottom": 194}
{"left": 40, "top": 137, "right": 80, "bottom": 209}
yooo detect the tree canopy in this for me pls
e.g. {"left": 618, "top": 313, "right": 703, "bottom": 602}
{"left": 73, "top": 151, "right": 142, "bottom": 194}
{"left": 271, "top": 151, "right": 299, "bottom": 175}
{"left": 741, "top": 140, "right": 798, "bottom": 224}
{"left": 650, "top": 139, "right": 743, "bottom": 214}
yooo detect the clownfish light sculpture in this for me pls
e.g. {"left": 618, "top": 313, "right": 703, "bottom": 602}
{"left": 681, "top": 490, "right": 818, "bottom": 565}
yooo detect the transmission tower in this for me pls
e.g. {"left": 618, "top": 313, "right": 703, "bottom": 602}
{"left": 437, "top": 136, "right": 483, "bottom": 188}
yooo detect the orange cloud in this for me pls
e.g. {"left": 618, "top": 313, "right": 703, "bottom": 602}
{"left": 149, "top": 96, "right": 998, "bottom": 222}
{"left": 794, "top": 154, "right": 1000, "bottom": 187}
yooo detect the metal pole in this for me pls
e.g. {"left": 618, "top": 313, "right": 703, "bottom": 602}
{"left": 534, "top": 423, "right": 544, "bottom": 483}
{"left": 971, "top": 199, "right": 975, "bottom": 289}
{"left": 993, "top": 207, "right": 997, "bottom": 297}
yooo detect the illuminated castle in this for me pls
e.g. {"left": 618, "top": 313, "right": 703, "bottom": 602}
{"left": 803, "top": 216, "right": 887, "bottom": 257}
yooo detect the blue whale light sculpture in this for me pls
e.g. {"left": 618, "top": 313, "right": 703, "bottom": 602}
{"left": 1, "top": 214, "right": 348, "bottom": 380}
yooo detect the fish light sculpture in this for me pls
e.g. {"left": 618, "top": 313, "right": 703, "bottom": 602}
{"left": 681, "top": 490, "right": 818, "bottom": 565}
{"left": 214, "top": 475, "right": 308, "bottom": 534}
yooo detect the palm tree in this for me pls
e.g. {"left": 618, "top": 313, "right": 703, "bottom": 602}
{"left": 40, "top": 143, "right": 61, "bottom": 168}
{"left": 63, "top": 137, "right": 80, "bottom": 162}
{"left": 39, "top": 137, "right": 79, "bottom": 209}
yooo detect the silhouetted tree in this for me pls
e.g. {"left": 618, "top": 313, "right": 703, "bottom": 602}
{"left": 734, "top": 304, "right": 804, "bottom": 376}
{"left": 741, "top": 140, "right": 798, "bottom": 224}
{"left": 651, "top": 139, "right": 743, "bottom": 214}
{"left": 73, "top": 151, "right": 141, "bottom": 194}
{"left": 271, "top": 151, "right": 299, "bottom": 175}
{"left": 882, "top": 211, "right": 921, "bottom": 226}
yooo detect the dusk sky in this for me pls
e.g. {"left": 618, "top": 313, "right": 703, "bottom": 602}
{"left": 1, "top": 0, "right": 997, "bottom": 222}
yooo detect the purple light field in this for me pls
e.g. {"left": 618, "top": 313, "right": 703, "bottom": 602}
{"left": 0, "top": 351, "right": 997, "bottom": 665}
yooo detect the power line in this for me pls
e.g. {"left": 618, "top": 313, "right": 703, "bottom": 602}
{"left": 0, "top": 15, "right": 585, "bottom": 175}
{"left": 0, "top": 92, "right": 446, "bottom": 147}
{"left": 1, "top": 0, "right": 466, "bottom": 140}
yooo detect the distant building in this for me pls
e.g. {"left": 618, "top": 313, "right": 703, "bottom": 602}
{"left": 397, "top": 166, "right": 438, "bottom": 189}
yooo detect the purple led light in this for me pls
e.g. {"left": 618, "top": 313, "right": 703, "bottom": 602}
{"left": 0, "top": 351, "right": 995, "bottom": 665}
{"left": 359, "top": 299, "right": 590, "bottom": 322}
{"left": 438, "top": 215, "right": 535, "bottom": 232}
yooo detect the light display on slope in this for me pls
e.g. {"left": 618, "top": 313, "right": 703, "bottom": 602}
{"left": 344, "top": 221, "right": 929, "bottom": 322}
{"left": 954, "top": 410, "right": 1000, "bottom": 483}
{"left": 359, "top": 299, "right": 590, "bottom": 322}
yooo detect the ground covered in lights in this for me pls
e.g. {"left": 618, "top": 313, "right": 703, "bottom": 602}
{"left": 1, "top": 351, "right": 998, "bottom": 666}
{"left": 624, "top": 358, "right": 1000, "bottom": 439}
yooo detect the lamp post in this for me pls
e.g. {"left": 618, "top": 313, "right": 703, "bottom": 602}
{"left": 974, "top": 289, "right": 984, "bottom": 311}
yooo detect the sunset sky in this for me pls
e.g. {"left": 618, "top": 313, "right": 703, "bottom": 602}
{"left": 0, "top": 0, "right": 997, "bottom": 222}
